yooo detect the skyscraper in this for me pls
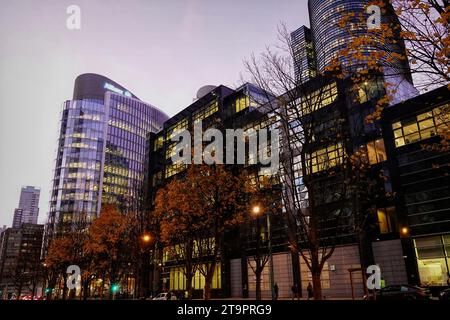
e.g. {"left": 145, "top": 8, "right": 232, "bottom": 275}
{"left": 45, "top": 74, "right": 168, "bottom": 240}
{"left": 291, "top": 0, "right": 417, "bottom": 104}
{"left": 307, "top": 0, "right": 411, "bottom": 76}
{"left": 12, "top": 186, "right": 40, "bottom": 228}
{"left": 290, "top": 26, "right": 316, "bottom": 83}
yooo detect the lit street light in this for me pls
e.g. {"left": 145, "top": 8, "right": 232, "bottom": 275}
{"left": 251, "top": 205, "right": 275, "bottom": 300}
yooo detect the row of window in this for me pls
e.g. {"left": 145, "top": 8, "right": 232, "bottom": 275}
{"left": 306, "top": 143, "right": 345, "bottom": 174}
{"left": 193, "top": 100, "right": 219, "bottom": 123}
{"left": 393, "top": 104, "right": 450, "bottom": 148}
{"left": 298, "top": 82, "right": 338, "bottom": 115}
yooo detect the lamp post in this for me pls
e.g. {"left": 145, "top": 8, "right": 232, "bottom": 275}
{"left": 140, "top": 233, "right": 153, "bottom": 298}
{"left": 252, "top": 205, "right": 275, "bottom": 300}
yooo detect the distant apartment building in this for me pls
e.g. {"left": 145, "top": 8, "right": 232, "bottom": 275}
{"left": 0, "top": 224, "right": 44, "bottom": 299}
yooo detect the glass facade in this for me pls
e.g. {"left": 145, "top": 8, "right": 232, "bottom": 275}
{"left": 46, "top": 74, "right": 168, "bottom": 237}
{"left": 392, "top": 104, "right": 450, "bottom": 148}
{"left": 308, "top": 0, "right": 411, "bottom": 79}
{"left": 414, "top": 235, "right": 450, "bottom": 286}
{"left": 291, "top": 26, "right": 317, "bottom": 83}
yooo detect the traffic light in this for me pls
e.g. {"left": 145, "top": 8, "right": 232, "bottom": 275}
{"left": 45, "top": 288, "right": 52, "bottom": 294}
{"left": 111, "top": 284, "right": 119, "bottom": 293}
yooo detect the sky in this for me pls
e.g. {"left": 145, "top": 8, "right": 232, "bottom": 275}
{"left": 0, "top": 0, "right": 310, "bottom": 227}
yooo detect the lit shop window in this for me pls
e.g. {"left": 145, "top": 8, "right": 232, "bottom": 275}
{"left": 298, "top": 82, "right": 338, "bottom": 115}
{"left": 366, "top": 139, "right": 386, "bottom": 165}
{"left": 377, "top": 207, "right": 397, "bottom": 234}
{"left": 193, "top": 100, "right": 218, "bottom": 123}
{"left": 392, "top": 104, "right": 450, "bottom": 148}
{"left": 414, "top": 235, "right": 450, "bottom": 286}
{"left": 306, "top": 143, "right": 344, "bottom": 173}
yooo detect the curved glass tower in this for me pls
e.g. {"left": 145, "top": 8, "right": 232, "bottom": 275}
{"left": 308, "top": 0, "right": 412, "bottom": 82}
{"left": 46, "top": 74, "right": 168, "bottom": 237}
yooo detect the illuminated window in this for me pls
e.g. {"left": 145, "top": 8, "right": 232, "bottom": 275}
{"left": 352, "top": 79, "right": 384, "bottom": 104}
{"left": 377, "top": 207, "right": 396, "bottom": 234}
{"left": 235, "top": 96, "right": 250, "bottom": 113}
{"left": 414, "top": 236, "right": 450, "bottom": 286}
{"left": 366, "top": 139, "right": 386, "bottom": 164}
{"left": 154, "top": 136, "right": 164, "bottom": 151}
{"left": 193, "top": 100, "right": 218, "bottom": 123}
{"left": 165, "top": 163, "right": 185, "bottom": 178}
{"left": 306, "top": 143, "right": 344, "bottom": 173}
{"left": 392, "top": 104, "right": 450, "bottom": 148}
{"left": 167, "top": 118, "right": 188, "bottom": 141}
{"left": 299, "top": 82, "right": 338, "bottom": 115}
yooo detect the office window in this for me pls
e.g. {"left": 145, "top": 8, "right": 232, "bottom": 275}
{"left": 193, "top": 100, "right": 219, "bottom": 123}
{"left": 167, "top": 118, "right": 188, "bottom": 141}
{"left": 352, "top": 79, "right": 384, "bottom": 104}
{"left": 392, "top": 104, "right": 450, "bottom": 148}
{"left": 366, "top": 139, "right": 386, "bottom": 164}
{"left": 235, "top": 96, "right": 250, "bottom": 113}
{"left": 165, "top": 163, "right": 185, "bottom": 178}
{"left": 299, "top": 82, "right": 338, "bottom": 115}
{"left": 377, "top": 207, "right": 396, "bottom": 234}
{"left": 306, "top": 143, "right": 344, "bottom": 173}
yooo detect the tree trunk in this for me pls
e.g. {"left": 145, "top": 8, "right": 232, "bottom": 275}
{"left": 62, "top": 274, "right": 68, "bottom": 300}
{"left": 204, "top": 281, "right": 212, "bottom": 300}
{"left": 186, "top": 272, "right": 193, "bottom": 299}
{"left": 255, "top": 272, "right": 262, "bottom": 300}
{"left": 311, "top": 269, "right": 322, "bottom": 300}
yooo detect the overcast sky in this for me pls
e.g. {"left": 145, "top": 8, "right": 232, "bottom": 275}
{"left": 0, "top": 0, "right": 309, "bottom": 227}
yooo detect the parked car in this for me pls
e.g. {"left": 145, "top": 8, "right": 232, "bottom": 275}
{"left": 377, "top": 285, "right": 431, "bottom": 300}
{"left": 152, "top": 292, "right": 177, "bottom": 300}
{"left": 439, "top": 288, "right": 450, "bottom": 301}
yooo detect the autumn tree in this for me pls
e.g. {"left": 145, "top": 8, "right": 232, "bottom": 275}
{"left": 156, "top": 164, "right": 247, "bottom": 300}
{"left": 83, "top": 205, "right": 128, "bottom": 299}
{"left": 154, "top": 175, "right": 198, "bottom": 299}
{"left": 333, "top": 0, "right": 449, "bottom": 122}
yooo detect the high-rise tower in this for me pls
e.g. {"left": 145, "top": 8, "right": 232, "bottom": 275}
{"left": 45, "top": 74, "right": 168, "bottom": 239}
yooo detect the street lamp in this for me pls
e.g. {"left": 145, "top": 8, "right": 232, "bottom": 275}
{"left": 251, "top": 205, "right": 275, "bottom": 300}
{"left": 141, "top": 233, "right": 152, "bottom": 244}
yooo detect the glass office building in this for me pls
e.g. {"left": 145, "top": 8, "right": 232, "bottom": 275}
{"left": 46, "top": 74, "right": 168, "bottom": 238}
{"left": 290, "top": 26, "right": 316, "bottom": 83}
{"left": 308, "top": 0, "right": 412, "bottom": 82}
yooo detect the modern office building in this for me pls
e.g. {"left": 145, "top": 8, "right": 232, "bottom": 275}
{"left": 147, "top": 83, "right": 281, "bottom": 298}
{"left": 290, "top": 26, "right": 316, "bottom": 83}
{"left": 307, "top": 0, "right": 410, "bottom": 75}
{"left": 0, "top": 224, "right": 44, "bottom": 299}
{"left": 45, "top": 74, "right": 168, "bottom": 242}
{"left": 12, "top": 186, "right": 40, "bottom": 228}
{"left": 382, "top": 86, "right": 450, "bottom": 289}
{"left": 287, "top": 0, "right": 418, "bottom": 104}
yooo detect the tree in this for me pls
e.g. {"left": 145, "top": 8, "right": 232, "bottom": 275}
{"left": 333, "top": 0, "right": 449, "bottom": 122}
{"left": 243, "top": 23, "right": 380, "bottom": 299}
{"left": 156, "top": 164, "right": 247, "bottom": 300}
{"left": 243, "top": 173, "right": 280, "bottom": 300}
{"left": 154, "top": 175, "right": 198, "bottom": 299}
{"left": 83, "top": 205, "right": 128, "bottom": 299}
{"left": 45, "top": 236, "right": 76, "bottom": 300}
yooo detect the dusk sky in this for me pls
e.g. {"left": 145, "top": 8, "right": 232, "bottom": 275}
{"left": 0, "top": 0, "right": 309, "bottom": 227}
